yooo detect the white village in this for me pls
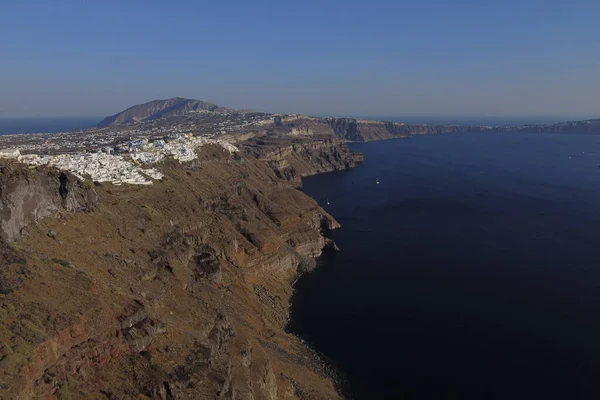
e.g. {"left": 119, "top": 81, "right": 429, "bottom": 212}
{"left": 0, "top": 134, "right": 239, "bottom": 186}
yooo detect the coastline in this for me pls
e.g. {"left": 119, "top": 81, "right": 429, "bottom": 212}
{"left": 0, "top": 137, "right": 358, "bottom": 399}
{"left": 288, "top": 260, "right": 353, "bottom": 400}
{"left": 283, "top": 132, "right": 600, "bottom": 398}
{"left": 3, "top": 106, "right": 600, "bottom": 398}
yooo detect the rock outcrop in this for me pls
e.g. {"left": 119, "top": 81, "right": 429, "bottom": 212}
{"left": 0, "top": 142, "right": 344, "bottom": 399}
{"left": 241, "top": 136, "right": 358, "bottom": 187}
{"left": 0, "top": 162, "right": 97, "bottom": 241}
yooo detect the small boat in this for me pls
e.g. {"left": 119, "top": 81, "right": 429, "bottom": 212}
{"left": 326, "top": 199, "right": 330, "bottom": 206}
{"left": 376, "top": 178, "right": 380, "bottom": 185}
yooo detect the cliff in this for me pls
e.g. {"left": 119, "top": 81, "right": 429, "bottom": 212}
{"left": 337, "top": 119, "right": 491, "bottom": 141}
{"left": 269, "top": 115, "right": 600, "bottom": 142}
{"left": 319, "top": 117, "right": 600, "bottom": 141}
{"left": 241, "top": 136, "right": 358, "bottom": 187}
{"left": 98, "top": 97, "right": 230, "bottom": 127}
{"left": 278, "top": 116, "right": 493, "bottom": 142}
{"left": 0, "top": 142, "right": 346, "bottom": 399}
{"left": 0, "top": 162, "right": 97, "bottom": 241}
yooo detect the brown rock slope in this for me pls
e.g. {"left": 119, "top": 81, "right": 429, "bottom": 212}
{"left": 241, "top": 136, "right": 359, "bottom": 187}
{"left": 0, "top": 142, "right": 351, "bottom": 399}
{"left": 270, "top": 115, "right": 493, "bottom": 142}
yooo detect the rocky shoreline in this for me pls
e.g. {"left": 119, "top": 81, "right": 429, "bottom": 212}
{"left": 0, "top": 137, "right": 358, "bottom": 399}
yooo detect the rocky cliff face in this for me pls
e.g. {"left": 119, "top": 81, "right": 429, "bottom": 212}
{"left": 296, "top": 116, "right": 600, "bottom": 141}
{"left": 321, "top": 117, "right": 495, "bottom": 141}
{"left": 267, "top": 115, "right": 497, "bottom": 142}
{"left": 98, "top": 97, "right": 230, "bottom": 127}
{"left": 241, "top": 136, "right": 358, "bottom": 187}
{"left": 0, "top": 162, "right": 97, "bottom": 241}
{"left": 0, "top": 143, "right": 344, "bottom": 400}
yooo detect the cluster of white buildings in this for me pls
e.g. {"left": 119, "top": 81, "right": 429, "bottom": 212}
{"left": 21, "top": 152, "right": 163, "bottom": 186}
{"left": 129, "top": 135, "right": 238, "bottom": 164}
{"left": 0, "top": 135, "right": 239, "bottom": 186}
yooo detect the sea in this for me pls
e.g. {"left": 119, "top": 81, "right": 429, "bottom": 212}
{"left": 0, "top": 117, "right": 100, "bottom": 134}
{"left": 290, "top": 131, "right": 600, "bottom": 399}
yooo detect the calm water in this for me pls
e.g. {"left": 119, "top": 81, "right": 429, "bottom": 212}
{"left": 0, "top": 117, "right": 99, "bottom": 134}
{"left": 290, "top": 132, "right": 600, "bottom": 399}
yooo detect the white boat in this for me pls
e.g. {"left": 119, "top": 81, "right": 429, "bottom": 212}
{"left": 376, "top": 178, "right": 380, "bottom": 185}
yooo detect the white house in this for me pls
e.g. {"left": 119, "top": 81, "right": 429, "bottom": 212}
{"left": 0, "top": 149, "right": 21, "bottom": 160}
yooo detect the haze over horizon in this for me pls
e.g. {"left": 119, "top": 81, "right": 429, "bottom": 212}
{"left": 2, "top": 0, "right": 599, "bottom": 118}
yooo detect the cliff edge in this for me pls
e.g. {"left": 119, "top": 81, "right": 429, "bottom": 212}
{"left": 241, "top": 136, "right": 358, "bottom": 187}
{"left": 0, "top": 139, "right": 352, "bottom": 400}
{"left": 0, "top": 162, "right": 97, "bottom": 241}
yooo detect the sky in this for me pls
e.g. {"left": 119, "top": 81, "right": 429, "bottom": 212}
{"left": 1, "top": 0, "right": 599, "bottom": 118}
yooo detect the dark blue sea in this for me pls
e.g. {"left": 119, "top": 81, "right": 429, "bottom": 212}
{"left": 290, "top": 132, "right": 600, "bottom": 399}
{"left": 0, "top": 117, "right": 100, "bottom": 134}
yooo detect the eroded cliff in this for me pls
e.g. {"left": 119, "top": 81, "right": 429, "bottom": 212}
{"left": 266, "top": 115, "right": 495, "bottom": 142}
{"left": 324, "top": 118, "right": 492, "bottom": 141}
{"left": 0, "top": 163, "right": 97, "bottom": 241}
{"left": 0, "top": 142, "right": 348, "bottom": 399}
{"left": 241, "top": 136, "right": 358, "bottom": 187}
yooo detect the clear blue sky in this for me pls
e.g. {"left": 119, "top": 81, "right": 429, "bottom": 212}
{"left": 1, "top": 0, "right": 599, "bottom": 117}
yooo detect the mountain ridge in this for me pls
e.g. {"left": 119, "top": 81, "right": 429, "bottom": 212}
{"left": 97, "top": 97, "right": 231, "bottom": 127}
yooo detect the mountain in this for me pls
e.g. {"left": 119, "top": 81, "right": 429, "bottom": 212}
{"left": 97, "top": 97, "right": 231, "bottom": 127}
